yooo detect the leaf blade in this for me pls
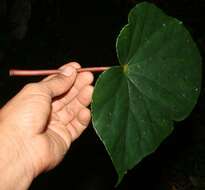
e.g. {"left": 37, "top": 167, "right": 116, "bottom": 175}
{"left": 92, "top": 1, "right": 201, "bottom": 184}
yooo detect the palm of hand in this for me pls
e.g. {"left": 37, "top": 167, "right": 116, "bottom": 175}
{"left": 32, "top": 69, "right": 94, "bottom": 173}
{"left": 42, "top": 71, "right": 93, "bottom": 169}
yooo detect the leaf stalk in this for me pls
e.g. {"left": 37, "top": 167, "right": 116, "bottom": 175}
{"left": 9, "top": 67, "right": 111, "bottom": 76}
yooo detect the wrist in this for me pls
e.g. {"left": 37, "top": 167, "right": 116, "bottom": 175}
{"left": 0, "top": 126, "right": 35, "bottom": 190}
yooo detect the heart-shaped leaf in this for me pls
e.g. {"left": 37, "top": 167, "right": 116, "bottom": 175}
{"left": 91, "top": 2, "right": 201, "bottom": 184}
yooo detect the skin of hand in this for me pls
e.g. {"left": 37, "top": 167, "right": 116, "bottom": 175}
{"left": 0, "top": 62, "right": 94, "bottom": 190}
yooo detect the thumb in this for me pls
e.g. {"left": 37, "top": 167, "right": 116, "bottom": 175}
{"left": 39, "top": 66, "right": 77, "bottom": 98}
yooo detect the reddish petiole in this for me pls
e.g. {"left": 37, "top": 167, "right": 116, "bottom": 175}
{"left": 9, "top": 67, "right": 111, "bottom": 76}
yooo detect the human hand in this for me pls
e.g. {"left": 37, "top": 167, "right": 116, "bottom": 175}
{"left": 0, "top": 62, "right": 94, "bottom": 189}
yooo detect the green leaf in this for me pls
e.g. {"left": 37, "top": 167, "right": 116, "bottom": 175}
{"left": 91, "top": 2, "right": 201, "bottom": 184}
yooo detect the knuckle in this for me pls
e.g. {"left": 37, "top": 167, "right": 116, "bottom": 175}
{"left": 23, "top": 83, "right": 41, "bottom": 92}
{"left": 80, "top": 108, "right": 91, "bottom": 125}
{"left": 79, "top": 96, "right": 88, "bottom": 105}
{"left": 22, "top": 83, "right": 50, "bottom": 97}
{"left": 80, "top": 86, "right": 93, "bottom": 104}
{"left": 79, "top": 72, "right": 94, "bottom": 83}
{"left": 87, "top": 72, "right": 94, "bottom": 83}
{"left": 85, "top": 108, "right": 91, "bottom": 119}
{"left": 71, "top": 62, "right": 81, "bottom": 68}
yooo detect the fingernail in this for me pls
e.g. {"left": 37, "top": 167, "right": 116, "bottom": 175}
{"left": 61, "top": 66, "right": 75, "bottom": 77}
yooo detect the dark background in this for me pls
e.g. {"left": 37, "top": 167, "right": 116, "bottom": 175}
{"left": 1, "top": 0, "right": 205, "bottom": 189}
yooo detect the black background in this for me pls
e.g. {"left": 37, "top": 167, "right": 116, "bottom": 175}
{"left": 1, "top": 0, "right": 205, "bottom": 189}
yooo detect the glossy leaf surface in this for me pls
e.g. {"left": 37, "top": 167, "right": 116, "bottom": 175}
{"left": 91, "top": 2, "right": 201, "bottom": 183}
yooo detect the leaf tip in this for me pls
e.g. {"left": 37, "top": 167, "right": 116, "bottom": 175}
{"left": 115, "top": 172, "right": 126, "bottom": 187}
